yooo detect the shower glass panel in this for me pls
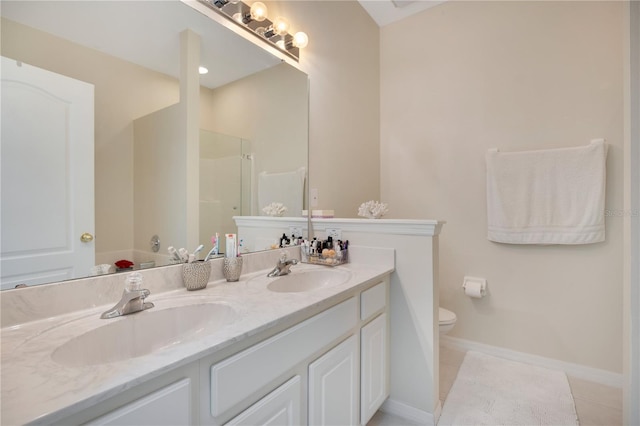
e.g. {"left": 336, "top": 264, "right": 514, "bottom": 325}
{"left": 199, "top": 130, "right": 253, "bottom": 247}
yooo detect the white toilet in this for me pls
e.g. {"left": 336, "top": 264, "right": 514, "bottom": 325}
{"left": 439, "top": 307, "right": 457, "bottom": 335}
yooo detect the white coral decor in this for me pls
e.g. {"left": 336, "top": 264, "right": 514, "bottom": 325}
{"left": 358, "top": 200, "right": 388, "bottom": 219}
{"left": 262, "top": 202, "right": 288, "bottom": 217}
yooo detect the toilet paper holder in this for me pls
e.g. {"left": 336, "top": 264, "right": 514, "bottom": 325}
{"left": 462, "top": 276, "right": 487, "bottom": 298}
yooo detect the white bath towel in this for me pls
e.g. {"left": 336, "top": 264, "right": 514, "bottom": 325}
{"left": 486, "top": 139, "right": 607, "bottom": 244}
{"left": 258, "top": 167, "right": 306, "bottom": 217}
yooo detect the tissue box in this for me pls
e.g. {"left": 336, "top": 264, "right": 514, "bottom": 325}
{"left": 302, "top": 210, "right": 335, "bottom": 218}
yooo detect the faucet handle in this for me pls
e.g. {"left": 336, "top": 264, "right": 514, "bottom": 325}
{"left": 125, "top": 271, "right": 143, "bottom": 291}
{"left": 279, "top": 251, "right": 288, "bottom": 263}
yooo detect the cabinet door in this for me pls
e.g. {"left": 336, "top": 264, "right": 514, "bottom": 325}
{"left": 308, "top": 335, "right": 358, "bottom": 426}
{"left": 86, "top": 379, "right": 191, "bottom": 425}
{"left": 225, "top": 376, "right": 302, "bottom": 426}
{"left": 360, "top": 313, "right": 388, "bottom": 425}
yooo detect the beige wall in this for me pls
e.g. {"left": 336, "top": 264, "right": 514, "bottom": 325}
{"left": 381, "top": 1, "right": 624, "bottom": 373}
{"left": 270, "top": 1, "right": 381, "bottom": 218}
{"left": 5, "top": 2, "right": 625, "bottom": 375}
{"left": 133, "top": 104, "right": 187, "bottom": 261}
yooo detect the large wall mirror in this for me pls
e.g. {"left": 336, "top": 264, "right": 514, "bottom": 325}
{"left": 0, "top": 0, "right": 309, "bottom": 290}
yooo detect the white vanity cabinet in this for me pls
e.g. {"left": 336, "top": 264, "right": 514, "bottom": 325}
{"left": 204, "top": 296, "right": 357, "bottom": 424}
{"left": 206, "top": 278, "right": 389, "bottom": 426}
{"left": 53, "top": 276, "right": 389, "bottom": 426}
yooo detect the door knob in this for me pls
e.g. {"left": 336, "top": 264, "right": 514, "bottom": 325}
{"left": 80, "top": 232, "right": 94, "bottom": 243}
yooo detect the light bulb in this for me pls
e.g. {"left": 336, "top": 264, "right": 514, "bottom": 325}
{"left": 272, "top": 16, "right": 289, "bottom": 36}
{"left": 249, "top": 2, "right": 267, "bottom": 22}
{"left": 198, "top": 66, "right": 209, "bottom": 75}
{"left": 293, "top": 31, "right": 309, "bottom": 49}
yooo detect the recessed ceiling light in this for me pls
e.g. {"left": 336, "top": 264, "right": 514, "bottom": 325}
{"left": 199, "top": 66, "right": 209, "bottom": 75}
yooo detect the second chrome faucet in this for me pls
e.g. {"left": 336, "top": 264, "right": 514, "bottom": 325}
{"left": 267, "top": 252, "right": 299, "bottom": 277}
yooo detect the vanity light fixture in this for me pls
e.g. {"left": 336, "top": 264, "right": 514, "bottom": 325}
{"left": 199, "top": 0, "right": 308, "bottom": 61}
{"left": 272, "top": 16, "right": 289, "bottom": 36}
{"left": 249, "top": 2, "right": 268, "bottom": 22}
{"left": 292, "top": 31, "right": 308, "bottom": 49}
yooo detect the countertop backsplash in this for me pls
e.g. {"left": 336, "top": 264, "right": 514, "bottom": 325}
{"left": 1, "top": 245, "right": 302, "bottom": 328}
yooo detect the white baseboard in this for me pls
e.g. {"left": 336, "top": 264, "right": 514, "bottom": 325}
{"left": 380, "top": 398, "right": 440, "bottom": 425}
{"left": 441, "top": 335, "right": 623, "bottom": 388}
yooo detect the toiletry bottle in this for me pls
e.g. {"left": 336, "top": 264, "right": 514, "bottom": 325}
{"left": 225, "top": 233, "right": 237, "bottom": 258}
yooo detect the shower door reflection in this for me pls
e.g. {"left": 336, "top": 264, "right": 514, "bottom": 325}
{"left": 199, "top": 130, "right": 253, "bottom": 248}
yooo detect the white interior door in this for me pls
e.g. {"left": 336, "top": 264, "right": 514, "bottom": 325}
{"left": 1, "top": 56, "right": 95, "bottom": 289}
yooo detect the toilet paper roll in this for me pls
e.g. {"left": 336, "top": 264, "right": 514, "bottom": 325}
{"left": 464, "top": 281, "right": 484, "bottom": 298}
{"left": 463, "top": 276, "right": 487, "bottom": 298}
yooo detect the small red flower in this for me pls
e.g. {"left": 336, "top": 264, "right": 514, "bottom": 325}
{"left": 115, "top": 259, "right": 134, "bottom": 269}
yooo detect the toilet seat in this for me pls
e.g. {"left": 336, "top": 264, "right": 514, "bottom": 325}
{"left": 439, "top": 307, "right": 456, "bottom": 325}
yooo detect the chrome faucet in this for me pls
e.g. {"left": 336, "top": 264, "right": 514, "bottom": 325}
{"left": 267, "top": 253, "right": 299, "bottom": 277}
{"left": 101, "top": 272, "right": 154, "bottom": 319}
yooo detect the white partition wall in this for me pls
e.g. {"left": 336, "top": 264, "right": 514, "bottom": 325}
{"left": 310, "top": 219, "right": 444, "bottom": 424}
{"left": 234, "top": 216, "right": 444, "bottom": 424}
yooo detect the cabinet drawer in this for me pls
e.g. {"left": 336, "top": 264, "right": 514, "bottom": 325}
{"left": 210, "top": 297, "right": 357, "bottom": 417}
{"left": 225, "top": 376, "right": 302, "bottom": 426}
{"left": 360, "top": 281, "right": 387, "bottom": 321}
{"left": 86, "top": 379, "right": 191, "bottom": 426}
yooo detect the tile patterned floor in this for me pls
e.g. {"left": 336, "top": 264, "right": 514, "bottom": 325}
{"left": 368, "top": 345, "right": 623, "bottom": 426}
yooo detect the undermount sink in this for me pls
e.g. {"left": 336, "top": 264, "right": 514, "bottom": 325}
{"left": 51, "top": 303, "right": 237, "bottom": 366}
{"left": 267, "top": 268, "right": 352, "bottom": 293}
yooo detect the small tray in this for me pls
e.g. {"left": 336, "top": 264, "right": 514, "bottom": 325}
{"left": 301, "top": 249, "right": 348, "bottom": 267}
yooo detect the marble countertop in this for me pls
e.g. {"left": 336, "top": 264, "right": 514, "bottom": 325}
{"left": 1, "top": 255, "right": 393, "bottom": 425}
